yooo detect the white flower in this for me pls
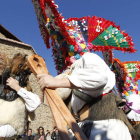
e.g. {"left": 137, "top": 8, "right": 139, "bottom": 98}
{"left": 97, "top": 20, "right": 102, "bottom": 24}
{"left": 96, "top": 25, "right": 102, "bottom": 32}
{"left": 112, "top": 29, "right": 118, "bottom": 34}
{"left": 104, "top": 36, "right": 108, "bottom": 40}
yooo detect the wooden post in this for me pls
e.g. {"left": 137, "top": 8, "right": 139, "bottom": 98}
{"left": 27, "top": 55, "right": 88, "bottom": 140}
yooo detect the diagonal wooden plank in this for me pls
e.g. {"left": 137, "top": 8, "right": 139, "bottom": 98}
{"left": 27, "top": 55, "right": 88, "bottom": 140}
{"left": 27, "top": 55, "right": 70, "bottom": 140}
{"left": 46, "top": 92, "right": 70, "bottom": 139}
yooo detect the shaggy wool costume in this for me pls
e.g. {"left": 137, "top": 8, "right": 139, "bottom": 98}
{"left": 0, "top": 98, "right": 26, "bottom": 135}
{"left": 0, "top": 88, "right": 41, "bottom": 138}
{"left": 55, "top": 73, "right": 72, "bottom": 100}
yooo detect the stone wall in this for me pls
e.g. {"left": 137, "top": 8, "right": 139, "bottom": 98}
{"left": 30, "top": 103, "right": 55, "bottom": 133}
{"left": 0, "top": 35, "right": 55, "bottom": 133}
{"left": 0, "top": 41, "right": 33, "bottom": 60}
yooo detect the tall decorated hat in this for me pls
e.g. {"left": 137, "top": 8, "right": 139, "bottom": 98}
{"left": 32, "top": 0, "right": 136, "bottom": 74}
{"left": 112, "top": 58, "right": 140, "bottom": 99}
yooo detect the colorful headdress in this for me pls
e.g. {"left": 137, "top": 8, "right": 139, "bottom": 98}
{"left": 111, "top": 58, "right": 140, "bottom": 99}
{"left": 32, "top": 0, "right": 136, "bottom": 73}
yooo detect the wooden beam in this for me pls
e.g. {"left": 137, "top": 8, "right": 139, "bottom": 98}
{"left": 27, "top": 55, "right": 88, "bottom": 140}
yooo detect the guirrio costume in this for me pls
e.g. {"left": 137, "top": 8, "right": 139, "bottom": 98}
{"left": 0, "top": 53, "right": 41, "bottom": 138}
{"left": 107, "top": 55, "right": 140, "bottom": 137}
{"left": 32, "top": 0, "right": 139, "bottom": 139}
{"left": 58, "top": 52, "right": 134, "bottom": 140}
{"left": 0, "top": 88, "right": 41, "bottom": 138}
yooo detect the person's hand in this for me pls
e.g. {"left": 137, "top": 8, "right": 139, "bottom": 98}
{"left": 37, "top": 73, "right": 77, "bottom": 91}
{"left": 6, "top": 77, "right": 21, "bottom": 92}
{"left": 37, "top": 74, "right": 59, "bottom": 91}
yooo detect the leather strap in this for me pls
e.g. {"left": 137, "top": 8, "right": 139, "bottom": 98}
{"left": 79, "top": 104, "right": 89, "bottom": 122}
{"left": 73, "top": 89, "right": 94, "bottom": 102}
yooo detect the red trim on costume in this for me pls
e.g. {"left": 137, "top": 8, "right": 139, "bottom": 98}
{"left": 44, "top": 0, "right": 76, "bottom": 46}
{"left": 114, "top": 58, "right": 128, "bottom": 81}
{"left": 96, "top": 92, "right": 109, "bottom": 99}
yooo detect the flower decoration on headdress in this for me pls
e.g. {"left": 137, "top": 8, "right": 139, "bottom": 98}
{"left": 32, "top": 0, "right": 136, "bottom": 74}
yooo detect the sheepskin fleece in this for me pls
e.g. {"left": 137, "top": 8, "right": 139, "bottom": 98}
{"left": 55, "top": 73, "right": 72, "bottom": 100}
{"left": 0, "top": 97, "right": 26, "bottom": 135}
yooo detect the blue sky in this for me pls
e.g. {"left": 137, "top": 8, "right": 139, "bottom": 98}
{"left": 0, "top": 0, "right": 140, "bottom": 77}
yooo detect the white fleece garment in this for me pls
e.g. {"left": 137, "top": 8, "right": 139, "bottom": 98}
{"left": 0, "top": 88, "right": 41, "bottom": 137}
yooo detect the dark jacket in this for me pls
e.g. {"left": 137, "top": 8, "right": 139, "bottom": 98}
{"left": 23, "top": 135, "right": 34, "bottom": 140}
{"left": 51, "top": 132, "right": 60, "bottom": 140}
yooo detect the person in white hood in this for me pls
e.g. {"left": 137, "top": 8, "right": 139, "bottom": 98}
{"left": 37, "top": 52, "right": 133, "bottom": 140}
